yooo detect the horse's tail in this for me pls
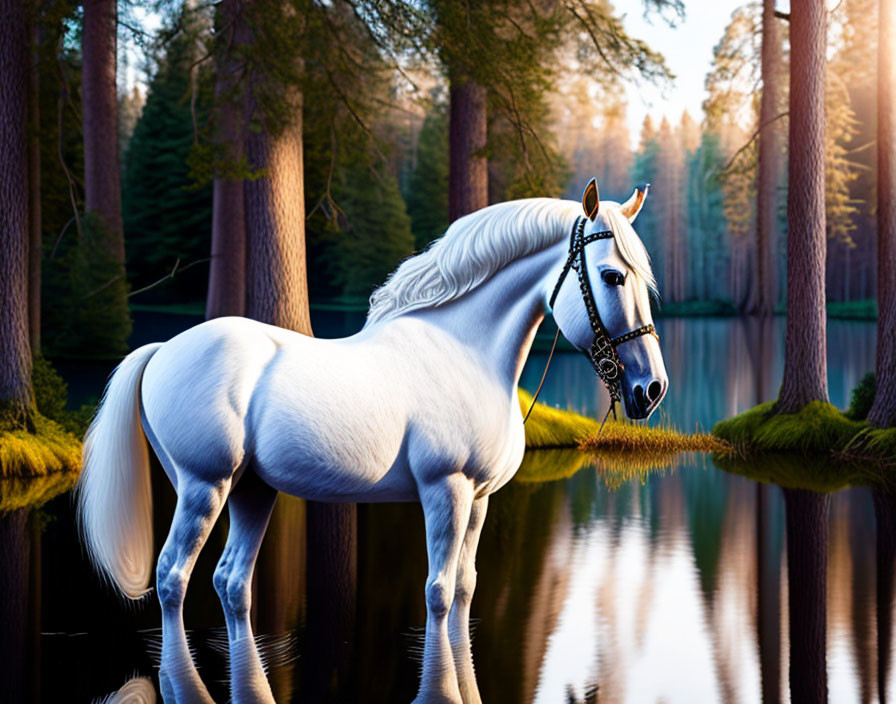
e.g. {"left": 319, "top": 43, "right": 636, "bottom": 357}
{"left": 76, "top": 342, "right": 164, "bottom": 600}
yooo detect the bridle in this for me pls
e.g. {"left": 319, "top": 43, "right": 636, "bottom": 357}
{"left": 523, "top": 216, "right": 659, "bottom": 426}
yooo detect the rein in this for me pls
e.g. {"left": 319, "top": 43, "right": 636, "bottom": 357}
{"left": 523, "top": 216, "right": 659, "bottom": 427}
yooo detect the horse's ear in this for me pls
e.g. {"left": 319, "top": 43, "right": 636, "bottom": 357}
{"left": 620, "top": 183, "right": 649, "bottom": 223}
{"left": 582, "top": 178, "right": 600, "bottom": 221}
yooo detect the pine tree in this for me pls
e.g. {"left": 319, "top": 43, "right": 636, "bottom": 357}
{"left": 869, "top": 0, "right": 896, "bottom": 428}
{"left": 123, "top": 16, "right": 213, "bottom": 303}
{"left": 0, "top": 0, "right": 33, "bottom": 422}
{"left": 405, "top": 105, "right": 449, "bottom": 250}
{"left": 81, "top": 0, "right": 130, "bottom": 353}
{"left": 778, "top": 0, "right": 829, "bottom": 413}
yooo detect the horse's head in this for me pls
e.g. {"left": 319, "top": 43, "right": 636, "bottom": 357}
{"left": 551, "top": 178, "right": 668, "bottom": 420}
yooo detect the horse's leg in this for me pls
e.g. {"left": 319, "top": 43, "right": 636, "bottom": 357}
{"left": 414, "top": 474, "right": 475, "bottom": 704}
{"left": 157, "top": 476, "right": 231, "bottom": 704}
{"left": 212, "top": 470, "right": 278, "bottom": 704}
{"left": 449, "top": 495, "right": 488, "bottom": 704}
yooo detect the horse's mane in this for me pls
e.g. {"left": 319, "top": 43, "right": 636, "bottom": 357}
{"left": 364, "top": 197, "right": 656, "bottom": 327}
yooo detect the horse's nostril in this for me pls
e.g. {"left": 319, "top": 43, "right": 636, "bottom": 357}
{"left": 634, "top": 384, "right": 646, "bottom": 409}
{"left": 648, "top": 380, "right": 663, "bottom": 402}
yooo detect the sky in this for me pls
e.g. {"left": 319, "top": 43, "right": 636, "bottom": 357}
{"left": 618, "top": 0, "right": 748, "bottom": 146}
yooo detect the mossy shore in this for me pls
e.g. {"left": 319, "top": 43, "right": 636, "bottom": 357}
{"left": 713, "top": 398, "right": 896, "bottom": 465}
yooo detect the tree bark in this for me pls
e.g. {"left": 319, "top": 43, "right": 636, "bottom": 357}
{"left": 206, "top": 0, "right": 246, "bottom": 320}
{"left": 869, "top": 0, "right": 896, "bottom": 428}
{"left": 241, "top": 24, "right": 356, "bottom": 695}
{"left": 783, "top": 488, "right": 829, "bottom": 704}
{"left": 244, "top": 90, "right": 311, "bottom": 333}
{"left": 755, "top": 0, "right": 781, "bottom": 317}
{"left": 449, "top": 73, "right": 488, "bottom": 222}
{"left": 81, "top": 0, "right": 124, "bottom": 264}
{"left": 777, "top": 0, "right": 828, "bottom": 413}
{"left": 27, "top": 14, "right": 41, "bottom": 353}
{"left": 0, "top": 0, "right": 34, "bottom": 418}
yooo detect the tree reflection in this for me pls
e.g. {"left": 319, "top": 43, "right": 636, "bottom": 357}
{"left": 875, "top": 489, "right": 896, "bottom": 704}
{"left": 783, "top": 487, "right": 830, "bottom": 704}
{"left": 0, "top": 508, "right": 34, "bottom": 704}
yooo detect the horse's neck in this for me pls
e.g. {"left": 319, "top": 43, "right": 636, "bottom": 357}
{"left": 409, "top": 238, "right": 568, "bottom": 393}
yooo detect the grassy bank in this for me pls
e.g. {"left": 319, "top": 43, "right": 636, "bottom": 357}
{"left": 712, "top": 397, "right": 896, "bottom": 465}
{"left": 0, "top": 413, "right": 81, "bottom": 479}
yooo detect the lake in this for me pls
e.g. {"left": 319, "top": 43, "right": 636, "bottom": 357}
{"left": 0, "top": 312, "right": 886, "bottom": 703}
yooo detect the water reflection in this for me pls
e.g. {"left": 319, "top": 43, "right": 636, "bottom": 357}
{"left": 8, "top": 316, "right": 890, "bottom": 702}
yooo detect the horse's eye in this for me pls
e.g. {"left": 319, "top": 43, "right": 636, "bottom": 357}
{"left": 601, "top": 270, "right": 625, "bottom": 287}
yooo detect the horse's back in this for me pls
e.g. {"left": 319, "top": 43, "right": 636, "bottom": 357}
{"left": 140, "top": 317, "right": 284, "bottom": 483}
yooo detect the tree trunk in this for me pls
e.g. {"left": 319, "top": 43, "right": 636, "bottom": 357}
{"left": 869, "top": 0, "right": 896, "bottom": 428}
{"left": 756, "top": 0, "right": 781, "bottom": 317}
{"left": 244, "top": 91, "right": 311, "bottom": 332}
{"left": 241, "top": 35, "right": 357, "bottom": 696}
{"left": 449, "top": 73, "right": 488, "bottom": 222}
{"left": 27, "top": 14, "right": 41, "bottom": 353}
{"left": 783, "top": 488, "right": 829, "bottom": 704}
{"left": 777, "top": 0, "right": 828, "bottom": 413}
{"left": 81, "top": 0, "right": 124, "bottom": 264}
{"left": 206, "top": 0, "right": 246, "bottom": 320}
{"left": 0, "top": 0, "right": 34, "bottom": 420}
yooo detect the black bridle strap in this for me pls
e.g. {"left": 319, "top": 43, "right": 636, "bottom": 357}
{"left": 611, "top": 324, "right": 658, "bottom": 347}
{"left": 523, "top": 217, "right": 659, "bottom": 426}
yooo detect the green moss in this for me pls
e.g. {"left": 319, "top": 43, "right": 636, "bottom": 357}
{"left": 713, "top": 400, "right": 865, "bottom": 454}
{"left": 0, "top": 413, "right": 81, "bottom": 479}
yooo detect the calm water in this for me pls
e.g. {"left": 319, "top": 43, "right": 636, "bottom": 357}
{"left": 0, "top": 313, "right": 888, "bottom": 703}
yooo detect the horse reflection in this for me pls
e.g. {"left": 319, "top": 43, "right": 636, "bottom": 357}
{"left": 154, "top": 622, "right": 482, "bottom": 704}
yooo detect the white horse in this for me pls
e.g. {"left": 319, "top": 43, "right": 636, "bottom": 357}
{"left": 76, "top": 179, "right": 667, "bottom": 704}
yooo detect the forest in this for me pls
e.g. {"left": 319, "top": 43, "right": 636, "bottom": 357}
{"left": 0, "top": 0, "right": 894, "bottom": 479}
{"left": 4, "top": 0, "right": 896, "bottom": 702}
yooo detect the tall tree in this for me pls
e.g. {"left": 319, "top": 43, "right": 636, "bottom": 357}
{"left": 405, "top": 105, "right": 449, "bottom": 250}
{"left": 755, "top": 0, "right": 782, "bottom": 316}
{"left": 28, "top": 10, "right": 41, "bottom": 352}
{"left": 869, "top": 0, "right": 896, "bottom": 428}
{"left": 81, "top": 0, "right": 130, "bottom": 351}
{"left": 206, "top": 0, "right": 246, "bottom": 319}
{"left": 123, "top": 11, "right": 213, "bottom": 304}
{"left": 777, "top": 0, "right": 829, "bottom": 412}
{"left": 0, "top": 0, "right": 33, "bottom": 422}
{"left": 448, "top": 73, "right": 487, "bottom": 221}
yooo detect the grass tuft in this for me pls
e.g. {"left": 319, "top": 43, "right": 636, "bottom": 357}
{"left": 579, "top": 420, "right": 729, "bottom": 454}
{"left": 713, "top": 400, "right": 865, "bottom": 455}
{"left": 519, "top": 390, "right": 602, "bottom": 449}
{"left": 0, "top": 412, "right": 82, "bottom": 480}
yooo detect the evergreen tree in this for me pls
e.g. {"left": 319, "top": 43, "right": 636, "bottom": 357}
{"left": 123, "top": 18, "right": 213, "bottom": 303}
{"left": 336, "top": 162, "right": 415, "bottom": 298}
{"left": 405, "top": 105, "right": 449, "bottom": 250}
